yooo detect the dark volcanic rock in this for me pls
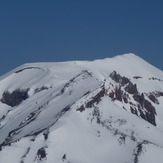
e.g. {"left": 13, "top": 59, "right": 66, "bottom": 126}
{"left": 155, "top": 91, "right": 163, "bottom": 97}
{"left": 145, "top": 112, "right": 156, "bottom": 126}
{"left": 35, "top": 86, "right": 49, "bottom": 93}
{"left": 123, "top": 92, "right": 128, "bottom": 104}
{"left": 109, "top": 71, "right": 138, "bottom": 95}
{"left": 114, "top": 87, "right": 123, "bottom": 102}
{"left": 133, "top": 76, "right": 142, "bottom": 79}
{"left": 108, "top": 87, "right": 129, "bottom": 103}
{"left": 130, "top": 107, "right": 138, "bottom": 116}
{"left": 0, "top": 89, "right": 29, "bottom": 107}
{"left": 15, "top": 67, "right": 41, "bottom": 73}
{"left": 133, "top": 93, "right": 156, "bottom": 126}
{"left": 36, "top": 147, "right": 46, "bottom": 161}
{"left": 138, "top": 107, "right": 156, "bottom": 126}
{"left": 76, "top": 105, "right": 85, "bottom": 112}
{"left": 144, "top": 100, "right": 156, "bottom": 114}
{"left": 133, "top": 141, "right": 149, "bottom": 163}
{"left": 43, "top": 130, "right": 49, "bottom": 140}
{"left": 109, "top": 71, "right": 130, "bottom": 86}
{"left": 125, "top": 82, "right": 138, "bottom": 94}
{"left": 148, "top": 93, "right": 159, "bottom": 104}
{"left": 149, "top": 77, "right": 163, "bottom": 81}
{"left": 85, "top": 86, "right": 105, "bottom": 108}
{"left": 62, "top": 154, "right": 66, "bottom": 161}
{"left": 108, "top": 91, "right": 114, "bottom": 99}
{"left": 133, "top": 93, "right": 145, "bottom": 107}
{"left": 108, "top": 71, "right": 157, "bottom": 126}
{"left": 77, "top": 85, "right": 105, "bottom": 112}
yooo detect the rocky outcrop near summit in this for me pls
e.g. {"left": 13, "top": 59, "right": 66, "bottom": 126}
{"left": 108, "top": 71, "right": 157, "bottom": 126}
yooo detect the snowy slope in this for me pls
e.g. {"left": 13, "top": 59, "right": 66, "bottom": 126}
{"left": 0, "top": 53, "right": 163, "bottom": 163}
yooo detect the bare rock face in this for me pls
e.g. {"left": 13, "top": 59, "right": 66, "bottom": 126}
{"left": 108, "top": 88, "right": 119, "bottom": 101}
{"left": 109, "top": 71, "right": 130, "bottom": 86}
{"left": 133, "top": 93, "right": 145, "bottom": 107}
{"left": 66, "top": 70, "right": 158, "bottom": 127}
{"left": 113, "top": 87, "right": 123, "bottom": 102}
{"left": 133, "top": 93, "right": 156, "bottom": 126}
{"left": 15, "top": 67, "right": 42, "bottom": 73}
{"left": 36, "top": 147, "right": 47, "bottom": 161}
{"left": 0, "top": 89, "right": 29, "bottom": 107}
{"left": 155, "top": 91, "right": 163, "bottom": 97}
{"left": 132, "top": 93, "right": 156, "bottom": 126}
{"left": 77, "top": 85, "right": 105, "bottom": 112}
{"left": 109, "top": 71, "right": 138, "bottom": 94}
{"left": 147, "top": 93, "right": 159, "bottom": 104}
{"left": 109, "top": 71, "right": 157, "bottom": 126}
{"left": 125, "top": 82, "right": 138, "bottom": 94}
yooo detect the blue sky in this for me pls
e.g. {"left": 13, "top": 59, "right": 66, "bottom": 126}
{"left": 0, "top": 0, "right": 162, "bottom": 76}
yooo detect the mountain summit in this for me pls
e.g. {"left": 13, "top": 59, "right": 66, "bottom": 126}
{"left": 0, "top": 54, "right": 163, "bottom": 163}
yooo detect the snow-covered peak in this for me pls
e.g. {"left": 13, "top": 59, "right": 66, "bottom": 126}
{"left": 0, "top": 53, "right": 163, "bottom": 163}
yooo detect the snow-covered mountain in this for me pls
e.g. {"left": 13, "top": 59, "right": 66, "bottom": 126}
{"left": 0, "top": 53, "right": 163, "bottom": 163}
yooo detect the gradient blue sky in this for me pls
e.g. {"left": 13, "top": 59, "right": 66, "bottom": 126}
{"left": 0, "top": 0, "right": 162, "bottom": 76}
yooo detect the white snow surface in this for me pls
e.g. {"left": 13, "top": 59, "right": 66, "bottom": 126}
{"left": 0, "top": 53, "right": 163, "bottom": 163}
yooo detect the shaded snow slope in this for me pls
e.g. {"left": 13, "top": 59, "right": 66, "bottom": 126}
{"left": 0, "top": 53, "right": 163, "bottom": 163}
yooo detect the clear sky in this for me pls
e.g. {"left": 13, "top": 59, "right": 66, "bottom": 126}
{"left": 0, "top": 0, "right": 162, "bottom": 76}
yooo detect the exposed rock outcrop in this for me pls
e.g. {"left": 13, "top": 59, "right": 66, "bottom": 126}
{"left": 124, "top": 82, "right": 138, "bottom": 94}
{"left": 0, "top": 89, "right": 29, "bottom": 107}
{"left": 147, "top": 93, "right": 159, "bottom": 104}
{"left": 109, "top": 71, "right": 157, "bottom": 126}
{"left": 109, "top": 71, "right": 130, "bottom": 86}
{"left": 15, "top": 67, "right": 42, "bottom": 73}
{"left": 36, "top": 147, "right": 47, "bottom": 161}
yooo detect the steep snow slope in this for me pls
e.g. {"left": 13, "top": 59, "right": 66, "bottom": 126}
{"left": 0, "top": 53, "right": 163, "bottom": 163}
